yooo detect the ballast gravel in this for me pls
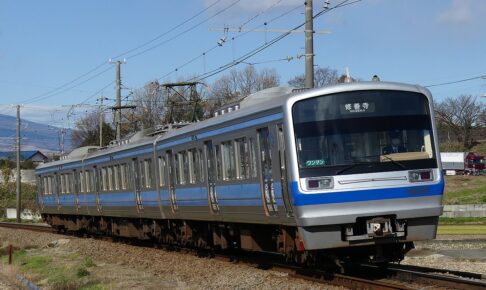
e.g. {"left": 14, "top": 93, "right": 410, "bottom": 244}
{"left": 0, "top": 228, "right": 344, "bottom": 289}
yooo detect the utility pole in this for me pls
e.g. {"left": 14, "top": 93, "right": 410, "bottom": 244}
{"left": 98, "top": 96, "right": 107, "bottom": 147}
{"left": 109, "top": 59, "right": 126, "bottom": 141}
{"left": 304, "top": 0, "right": 314, "bottom": 89}
{"left": 15, "top": 105, "right": 21, "bottom": 223}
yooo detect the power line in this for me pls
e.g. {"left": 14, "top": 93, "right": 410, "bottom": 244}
{"left": 19, "top": 62, "right": 109, "bottom": 104}
{"left": 24, "top": 66, "right": 114, "bottom": 105}
{"left": 425, "top": 75, "right": 486, "bottom": 88}
{"left": 157, "top": 2, "right": 302, "bottom": 81}
{"left": 17, "top": 1, "right": 227, "bottom": 105}
{"left": 111, "top": 0, "right": 224, "bottom": 60}
{"left": 125, "top": 0, "right": 242, "bottom": 60}
{"left": 194, "top": 0, "right": 360, "bottom": 82}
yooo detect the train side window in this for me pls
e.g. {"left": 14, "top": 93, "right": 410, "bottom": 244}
{"left": 79, "top": 172, "right": 85, "bottom": 193}
{"left": 235, "top": 138, "right": 250, "bottom": 179}
{"left": 215, "top": 144, "right": 222, "bottom": 181}
{"left": 85, "top": 171, "right": 91, "bottom": 192}
{"left": 120, "top": 163, "right": 127, "bottom": 190}
{"left": 43, "top": 177, "right": 48, "bottom": 195}
{"left": 113, "top": 165, "right": 119, "bottom": 190}
{"left": 249, "top": 138, "right": 258, "bottom": 178}
{"left": 107, "top": 167, "right": 113, "bottom": 190}
{"left": 144, "top": 159, "right": 152, "bottom": 188}
{"left": 59, "top": 175, "right": 64, "bottom": 194}
{"left": 222, "top": 140, "right": 236, "bottom": 180}
{"left": 198, "top": 148, "right": 204, "bottom": 182}
{"left": 158, "top": 156, "right": 166, "bottom": 187}
{"left": 101, "top": 168, "right": 108, "bottom": 191}
{"left": 67, "top": 174, "right": 72, "bottom": 193}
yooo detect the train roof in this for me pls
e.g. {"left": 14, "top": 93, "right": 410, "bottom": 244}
{"left": 37, "top": 81, "right": 431, "bottom": 170}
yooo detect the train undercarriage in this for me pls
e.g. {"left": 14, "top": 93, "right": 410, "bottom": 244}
{"left": 43, "top": 214, "right": 414, "bottom": 266}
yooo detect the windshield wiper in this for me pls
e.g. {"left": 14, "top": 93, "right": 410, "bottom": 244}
{"left": 335, "top": 162, "right": 374, "bottom": 175}
{"left": 380, "top": 155, "right": 407, "bottom": 169}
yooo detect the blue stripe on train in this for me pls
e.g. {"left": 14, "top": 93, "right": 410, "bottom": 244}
{"left": 41, "top": 181, "right": 286, "bottom": 208}
{"left": 290, "top": 180, "right": 444, "bottom": 206}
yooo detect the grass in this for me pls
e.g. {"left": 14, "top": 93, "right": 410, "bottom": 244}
{"left": 443, "top": 175, "right": 486, "bottom": 204}
{"left": 0, "top": 248, "right": 102, "bottom": 289}
{"left": 437, "top": 224, "right": 486, "bottom": 235}
{"left": 439, "top": 217, "right": 486, "bottom": 225}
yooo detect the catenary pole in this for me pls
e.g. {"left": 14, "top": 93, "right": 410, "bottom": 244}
{"left": 110, "top": 59, "right": 126, "bottom": 141}
{"left": 16, "top": 105, "right": 21, "bottom": 223}
{"left": 304, "top": 0, "right": 314, "bottom": 89}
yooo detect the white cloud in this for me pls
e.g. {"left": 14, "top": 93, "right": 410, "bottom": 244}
{"left": 437, "top": 0, "right": 473, "bottom": 24}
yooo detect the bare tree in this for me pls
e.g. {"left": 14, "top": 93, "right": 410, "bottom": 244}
{"left": 208, "top": 66, "right": 280, "bottom": 107}
{"left": 127, "top": 81, "right": 166, "bottom": 130}
{"left": 288, "top": 67, "right": 338, "bottom": 88}
{"left": 71, "top": 111, "right": 115, "bottom": 148}
{"left": 435, "top": 95, "right": 486, "bottom": 149}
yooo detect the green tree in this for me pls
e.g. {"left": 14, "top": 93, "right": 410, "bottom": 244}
{"left": 71, "top": 111, "right": 115, "bottom": 148}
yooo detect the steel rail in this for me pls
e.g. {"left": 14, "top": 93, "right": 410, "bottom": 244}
{"left": 0, "top": 222, "right": 55, "bottom": 233}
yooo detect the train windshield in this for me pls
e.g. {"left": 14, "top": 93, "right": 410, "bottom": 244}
{"left": 292, "top": 90, "right": 437, "bottom": 176}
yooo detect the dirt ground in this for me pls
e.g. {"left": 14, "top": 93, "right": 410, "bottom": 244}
{"left": 0, "top": 228, "right": 343, "bottom": 290}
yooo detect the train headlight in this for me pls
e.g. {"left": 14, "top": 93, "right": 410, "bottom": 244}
{"left": 306, "top": 177, "right": 334, "bottom": 190}
{"left": 409, "top": 169, "right": 433, "bottom": 182}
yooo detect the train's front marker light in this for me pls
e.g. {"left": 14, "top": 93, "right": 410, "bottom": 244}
{"left": 409, "top": 169, "right": 433, "bottom": 182}
{"left": 306, "top": 177, "right": 334, "bottom": 190}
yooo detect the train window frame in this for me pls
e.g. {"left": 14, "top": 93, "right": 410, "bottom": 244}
{"left": 79, "top": 171, "right": 85, "bottom": 193}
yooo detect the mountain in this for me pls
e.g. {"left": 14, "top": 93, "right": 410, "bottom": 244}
{"left": 0, "top": 114, "right": 73, "bottom": 153}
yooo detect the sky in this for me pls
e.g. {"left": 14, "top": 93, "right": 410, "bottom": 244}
{"left": 0, "top": 0, "right": 485, "bottom": 127}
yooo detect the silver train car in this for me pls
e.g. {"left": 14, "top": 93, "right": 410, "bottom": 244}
{"left": 36, "top": 81, "right": 444, "bottom": 263}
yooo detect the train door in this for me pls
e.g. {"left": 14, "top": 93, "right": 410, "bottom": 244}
{"left": 204, "top": 140, "right": 220, "bottom": 214}
{"left": 94, "top": 166, "right": 102, "bottom": 213}
{"left": 166, "top": 150, "right": 178, "bottom": 212}
{"left": 73, "top": 169, "right": 80, "bottom": 212}
{"left": 277, "top": 124, "right": 293, "bottom": 217}
{"left": 132, "top": 158, "right": 143, "bottom": 213}
{"left": 257, "top": 127, "right": 278, "bottom": 216}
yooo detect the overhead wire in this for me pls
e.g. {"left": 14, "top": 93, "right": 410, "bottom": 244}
{"left": 194, "top": 0, "right": 360, "bottom": 82}
{"left": 425, "top": 75, "right": 486, "bottom": 88}
{"left": 17, "top": 0, "right": 227, "bottom": 105}
{"left": 157, "top": 1, "right": 302, "bottom": 81}
{"left": 125, "top": 0, "right": 242, "bottom": 60}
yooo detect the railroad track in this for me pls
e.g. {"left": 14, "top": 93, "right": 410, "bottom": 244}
{"left": 0, "top": 222, "right": 484, "bottom": 289}
{"left": 0, "top": 222, "right": 54, "bottom": 234}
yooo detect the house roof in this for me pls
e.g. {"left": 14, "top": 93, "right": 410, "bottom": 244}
{"left": 0, "top": 150, "right": 47, "bottom": 161}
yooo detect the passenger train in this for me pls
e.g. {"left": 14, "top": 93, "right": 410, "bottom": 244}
{"left": 36, "top": 81, "right": 444, "bottom": 263}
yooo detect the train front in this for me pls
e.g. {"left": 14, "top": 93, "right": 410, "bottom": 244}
{"left": 284, "top": 82, "right": 444, "bottom": 262}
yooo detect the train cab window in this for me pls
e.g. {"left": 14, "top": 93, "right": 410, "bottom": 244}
{"left": 222, "top": 141, "right": 236, "bottom": 180}
{"left": 157, "top": 156, "right": 166, "bottom": 187}
{"left": 235, "top": 138, "right": 250, "bottom": 179}
{"left": 144, "top": 159, "right": 152, "bottom": 188}
{"left": 120, "top": 163, "right": 127, "bottom": 190}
